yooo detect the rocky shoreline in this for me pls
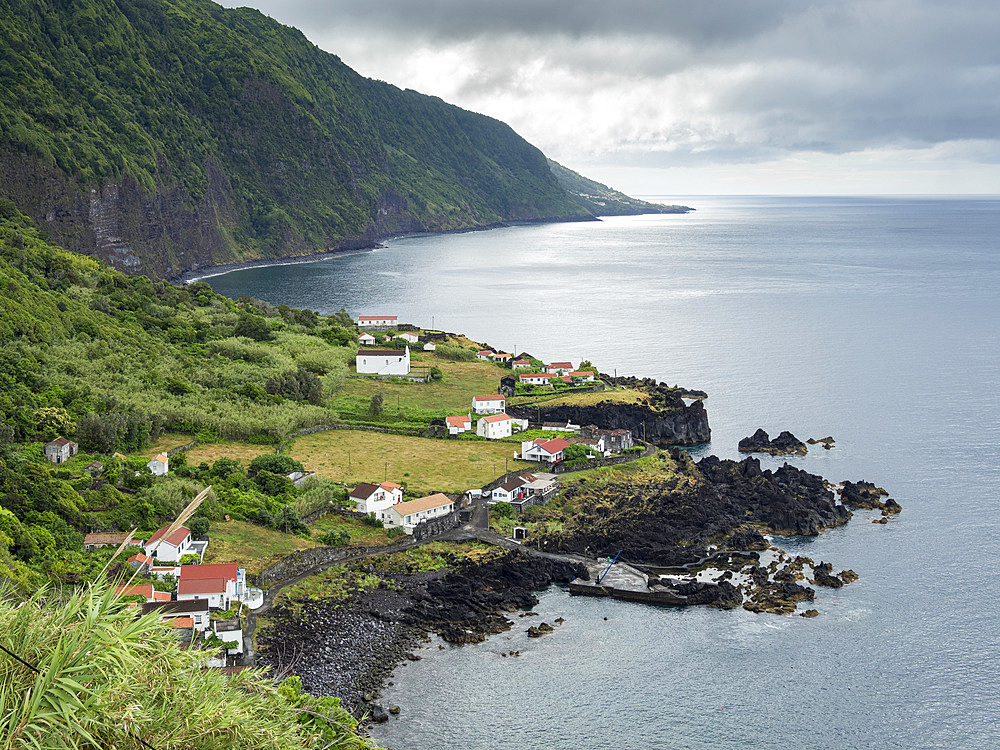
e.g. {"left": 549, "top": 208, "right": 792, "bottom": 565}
{"left": 256, "top": 551, "right": 585, "bottom": 718}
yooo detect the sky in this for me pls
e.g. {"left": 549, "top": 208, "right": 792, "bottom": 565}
{"left": 217, "top": 0, "right": 1000, "bottom": 196}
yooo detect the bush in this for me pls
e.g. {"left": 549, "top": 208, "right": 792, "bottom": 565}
{"left": 233, "top": 314, "right": 273, "bottom": 341}
{"left": 386, "top": 526, "right": 405, "bottom": 538}
{"left": 492, "top": 501, "right": 513, "bottom": 519}
{"left": 249, "top": 454, "right": 303, "bottom": 475}
{"left": 361, "top": 512, "right": 383, "bottom": 528}
{"left": 318, "top": 529, "right": 350, "bottom": 546}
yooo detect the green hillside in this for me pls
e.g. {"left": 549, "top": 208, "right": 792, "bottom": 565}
{"left": 0, "top": 0, "right": 601, "bottom": 278}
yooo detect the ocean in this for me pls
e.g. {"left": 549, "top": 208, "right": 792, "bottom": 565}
{"left": 206, "top": 196, "right": 1000, "bottom": 749}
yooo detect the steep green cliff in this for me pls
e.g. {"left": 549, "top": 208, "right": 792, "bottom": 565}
{"left": 0, "top": 0, "right": 614, "bottom": 278}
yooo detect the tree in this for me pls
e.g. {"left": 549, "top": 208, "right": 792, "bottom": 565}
{"left": 233, "top": 314, "right": 273, "bottom": 341}
{"left": 368, "top": 391, "right": 384, "bottom": 418}
{"left": 33, "top": 407, "right": 75, "bottom": 440}
{"left": 248, "top": 454, "right": 303, "bottom": 476}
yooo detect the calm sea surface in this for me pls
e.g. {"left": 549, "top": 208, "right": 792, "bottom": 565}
{"left": 207, "top": 196, "right": 1000, "bottom": 749}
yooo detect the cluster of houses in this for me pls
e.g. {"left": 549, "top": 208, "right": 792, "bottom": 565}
{"left": 348, "top": 480, "right": 455, "bottom": 534}
{"left": 45, "top": 436, "right": 170, "bottom": 476}
{"left": 84, "top": 524, "right": 264, "bottom": 668}
{"left": 356, "top": 314, "right": 439, "bottom": 376}
{"left": 444, "top": 395, "right": 528, "bottom": 440}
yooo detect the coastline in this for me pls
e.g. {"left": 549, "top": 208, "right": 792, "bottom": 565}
{"left": 174, "top": 209, "right": 702, "bottom": 286}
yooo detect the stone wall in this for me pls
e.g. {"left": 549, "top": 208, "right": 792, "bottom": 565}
{"left": 165, "top": 440, "right": 198, "bottom": 458}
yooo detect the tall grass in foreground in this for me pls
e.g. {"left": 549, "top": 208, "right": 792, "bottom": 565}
{"left": 0, "top": 579, "right": 373, "bottom": 749}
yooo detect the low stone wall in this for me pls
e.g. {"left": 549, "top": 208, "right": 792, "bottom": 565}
{"left": 165, "top": 440, "right": 198, "bottom": 457}
{"left": 251, "top": 540, "right": 414, "bottom": 587}
{"left": 411, "top": 510, "right": 462, "bottom": 541}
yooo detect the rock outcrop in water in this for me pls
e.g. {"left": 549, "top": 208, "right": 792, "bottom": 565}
{"left": 739, "top": 428, "right": 808, "bottom": 455}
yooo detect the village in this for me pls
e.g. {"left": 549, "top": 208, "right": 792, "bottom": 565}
{"left": 43, "top": 312, "right": 646, "bottom": 673}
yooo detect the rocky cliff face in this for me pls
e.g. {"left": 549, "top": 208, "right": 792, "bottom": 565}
{"left": 508, "top": 397, "right": 710, "bottom": 445}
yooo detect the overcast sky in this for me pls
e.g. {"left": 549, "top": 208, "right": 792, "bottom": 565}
{"left": 218, "top": 0, "right": 1000, "bottom": 195}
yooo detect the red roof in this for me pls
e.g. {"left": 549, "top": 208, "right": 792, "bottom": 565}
{"left": 446, "top": 416, "right": 470, "bottom": 427}
{"left": 380, "top": 481, "right": 403, "bottom": 491}
{"left": 179, "top": 563, "right": 238, "bottom": 582}
{"left": 146, "top": 525, "right": 191, "bottom": 549}
{"left": 165, "top": 617, "right": 194, "bottom": 629}
{"left": 473, "top": 395, "right": 504, "bottom": 402}
{"left": 358, "top": 315, "right": 397, "bottom": 321}
{"left": 548, "top": 362, "right": 573, "bottom": 368}
{"left": 127, "top": 553, "right": 152, "bottom": 566}
{"left": 513, "top": 359, "right": 530, "bottom": 365}
{"left": 536, "top": 438, "right": 571, "bottom": 454}
{"left": 51, "top": 436, "right": 72, "bottom": 446}
{"left": 477, "top": 350, "right": 494, "bottom": 356}
{"left": 482, "top": 413, "right": 511, "bottom": 423}
{"left": 561, "top": 376, "right": 572, "bottom": 383}
{"left": 178, "top": 578, "right": 227, "bottom": 596}
{"left": 568, "top": 371, "right": 594, "bottom": 377}
{"left": 116, "top": 584, "right": 154, "bottom": 599}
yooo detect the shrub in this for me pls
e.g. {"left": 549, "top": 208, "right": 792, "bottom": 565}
{"left": 492, "top": 501, "right": 513, "bottom": 519}
{"left": 318, "top": 529, "right": 350, "bottom": 546}
{"left": 248, "top": 454, "right": 303, "bottom": 476}
{"left": 386, "top": 526, "right": 405, "bottom": 539}
{"left": 361, "top": 512, "right": 383, "bottom": 528}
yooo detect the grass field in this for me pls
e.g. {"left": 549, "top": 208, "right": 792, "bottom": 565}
{"left": 182, "top": 442, "right": 275, "bottom": 466}
{"left": 334, "top": 356, "right": 504, "bottom": 423}
{"left": 287, "top": 430, "right": 532, "bottom": 495}
{"left": 202, "top": 520, "right": 318, "bottom": 574}
{"left": 508, "top": 388, "right": 648, "bottom": 409}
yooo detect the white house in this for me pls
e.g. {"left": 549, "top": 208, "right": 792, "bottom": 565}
{"left": 44, "top": 437, "right": 78, "bottom": 464}
{"left": 114, "top": 584, "right": 171, "bottom": 604}
{"left": 356, "top": 347, "right": 410, "bottom": 375}
{"left": 147, "top": 453, "right": 169, "bottom": 476}
{"left": 491, "top": 477, "right": 526, "bottom": 503}
{"left": 512, "top": 359, "right": 531, "bottom": 368}
{"left": 519, "top": 373, "right": 556, "bottom": 386}
{"left": 392, "top": 332, "right": 419, "bottom": 343}
{"left": 568, "top": 370, "right": 596, "bottom": 382}
{"left": 350, "top": 481, "right": 405, "bottom": 519}
{"left": 546, "top": 361, "right": 574, "bottom": 374}
{"left": 476, "top": 350, "right": 495, "bottom": 360}
{"left": 385, "top": 493, "right": 455, "bottom": 534}
{"left": 143, "top": 525, "right": 202, "bottom": 563}
{"left": 521, "top": 437, "right": 570, "bottom": 463}
{"left": 176, "top": 563, "right": 247, "bottom": 611}
{"left": 494, "top": 353, "right": 512, "bottom": 363}
{"left": 445, "top": 415, "right": 471, "bottom": 435}
{"left": 358, "top": 332, "right": 377, "bottom": 345}
{"left": 423, "top": 342, "right": 436, "bottom": 351}
{"left": 357, "top": 315, "right": 398, "bottom": 328}
{"left": 472, "top": 394, "right": 506, "bottom": 414}
{"left": 477, "top": 413, "right": 513, "bottom": 440}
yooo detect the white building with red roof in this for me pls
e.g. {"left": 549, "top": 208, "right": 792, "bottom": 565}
{"left": 357, "top": 315, "right": 398, "bottom": 328}
{"left": 512, "top": 359, "right": 531, "bottom": 368}
{"left": 359, "top": 332, "right": 377, "bottom": 345}
{"left": 568, "top": 370, "right": 596, "bottom": 382}
{"left": 446, "top": 415, "right": 471, "bottom": 435}
{"left": 472, "top": 394, "right": 506, "bottom": 414}
{"left": 176, "top": 563, "right": 248, "bottom": 611}
{"left": 392, "top": 331, "right": 419, "bottom": 343}
{"left": 521, "top": 437, "right": 571, "bottom": 463}
{"left": 476, "top": 349, "right": 495, "bottom": 360}
{"left": 545, "top": 362, "right": 575, "bottom": 374}
{"left": 477, "top": 413, "right": 513, "bottom": 440}
{"left": 142, "top": 524, "right": 205, "bottom": 563}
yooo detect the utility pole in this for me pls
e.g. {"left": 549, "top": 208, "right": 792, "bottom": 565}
{"left": 348, "top": 451, "right": 351, "bottom": 469}
{"left": 385, "top": 461, "right": 388, "bottom": 482}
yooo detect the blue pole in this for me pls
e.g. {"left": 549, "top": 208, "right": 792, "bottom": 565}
{"left": 597, "top": 550, "right": 622, "bottom": 583}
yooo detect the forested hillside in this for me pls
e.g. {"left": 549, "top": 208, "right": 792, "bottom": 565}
{"left": 0, "top": 0, "right": 620, "bottom": 278}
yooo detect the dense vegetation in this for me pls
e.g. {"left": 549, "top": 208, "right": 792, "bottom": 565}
{"left": 546, "top": 159, "right": 693, "bottom": 215}
{"left": 0, "top": 579, "right": 373, "bottom": 748}
{"left": 0, "top": 0, "right": 602, "bottom": 277}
